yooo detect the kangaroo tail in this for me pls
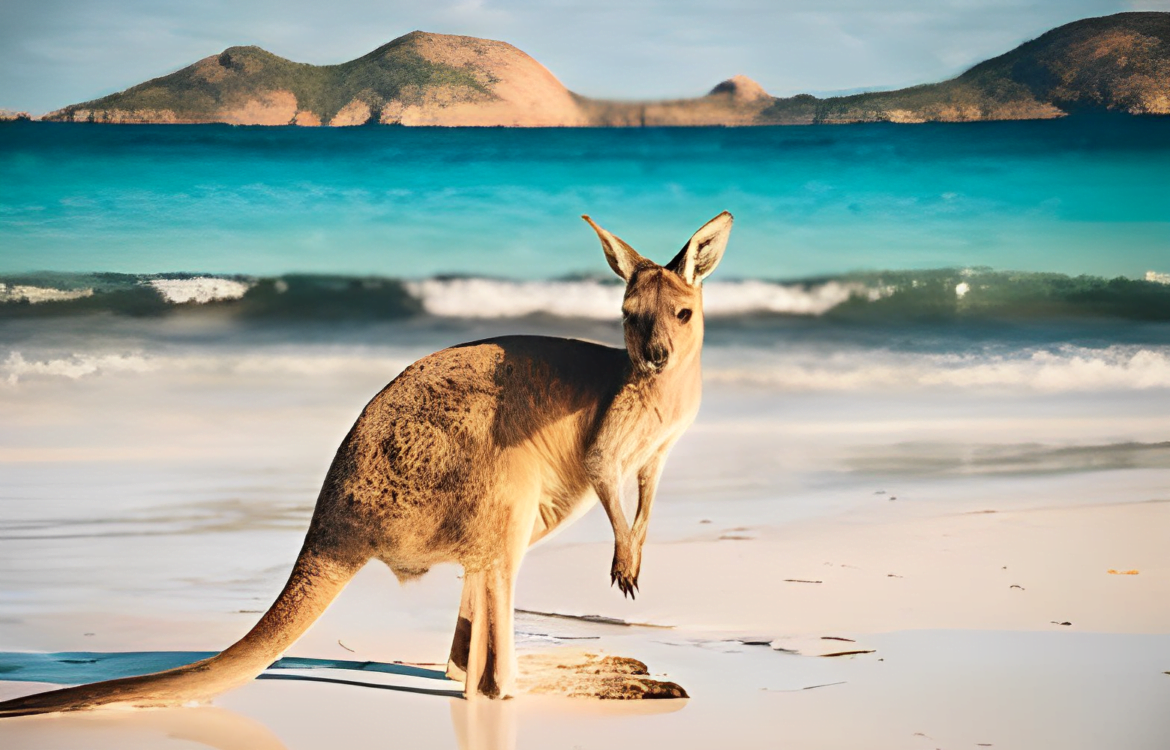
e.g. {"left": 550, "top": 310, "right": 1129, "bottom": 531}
{"left": 0, "top": 545, "right": 362, "bottom": 718}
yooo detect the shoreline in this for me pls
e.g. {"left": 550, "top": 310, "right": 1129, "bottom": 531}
{"left": 3, "top": 110, "right": 1164, "bottom": 127}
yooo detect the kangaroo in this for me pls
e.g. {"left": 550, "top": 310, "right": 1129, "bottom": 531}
{"left": 0, "top": 212, "right": 732, "bottom": 716}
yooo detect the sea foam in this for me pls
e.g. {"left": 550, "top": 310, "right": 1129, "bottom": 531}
{"left": 0, "top": 283, "right": 94, "bottom": 304}
{"left": 705, "top": 345, "right": 1170, "bottom": 393}
{"left": 405, "top": 278, "right": 881, "bottom": 319}
{"left": 2, "top": 352, "right": 154, "bottom": 386}
{"left": 6, "top": 342, "right": 1169, "bottom": 395}
{"left": 146, "top": 277, "right": 252, "bottom": 304}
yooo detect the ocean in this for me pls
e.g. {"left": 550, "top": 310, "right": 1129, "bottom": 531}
{"left": 2, "top": 115, "right": 1169, "bottom": 279}
{"left": 1, "top": 116, "right": 1169, "bottom": 640}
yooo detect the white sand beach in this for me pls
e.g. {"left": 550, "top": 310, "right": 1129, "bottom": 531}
{"left": 1, "top": 324, "right": 1169, "bottom": 749}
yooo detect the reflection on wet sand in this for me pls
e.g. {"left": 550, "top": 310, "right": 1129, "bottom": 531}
{"left": 0, "top": 704, "right": 290, "bottom": 750}
{"left": 1, "top": 663, "right": 687, "bottom": 750}
{"left": 450, "top": 691, "right": 688, "bottom": 750}
{"left": 451, "top": 697, "right": 517, "bottom": 750}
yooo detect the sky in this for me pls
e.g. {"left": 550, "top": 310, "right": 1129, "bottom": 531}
{"left": 1, "top": 0, "right": 1168, "bottom": 114}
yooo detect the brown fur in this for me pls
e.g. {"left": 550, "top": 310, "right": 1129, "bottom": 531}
{"left": 0, "top": 212, "right": 732, "bottom": 714}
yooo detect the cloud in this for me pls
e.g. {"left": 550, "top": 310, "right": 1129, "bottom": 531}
{"left": 0, "top": 0, "right": 1140, "bottom": 113}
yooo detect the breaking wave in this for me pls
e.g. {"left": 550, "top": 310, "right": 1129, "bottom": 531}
{"left": 403, "top": 277, "right": 884, "bottom": 318}
{"left": 704, "top": 344, "right": 1170, "bottom": 392}
{"left": 2, "top": 351, "right": 155, "bottom": 385}
{"left": 146, "top": 277, "right": 252, "bottom": 304}
{"left": 0, "top": 347, "right": 417, "bottom": 387}
{"left": 4, "top": 343, "right": 1168, "bottom": 394}
{"left": 2, "top": 268, "right": 1169, "bottom": 323}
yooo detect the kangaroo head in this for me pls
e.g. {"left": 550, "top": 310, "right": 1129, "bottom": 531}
{"left": 583, "top": 212, "right": 733, "bottom": 376}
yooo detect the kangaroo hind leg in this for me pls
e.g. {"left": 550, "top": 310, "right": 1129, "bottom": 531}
{"left": 460, "top": 497, "right": 538, "bottom": 700}
{"left": 462, "top": 564, "right": 520, "bottom": 700}
{"left": 447, "top": 576, "right": 475, "bottom": 683}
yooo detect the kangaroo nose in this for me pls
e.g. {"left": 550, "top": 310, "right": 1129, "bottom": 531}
{"left": 646, "top": 344, "right": 669, "bottom": 369}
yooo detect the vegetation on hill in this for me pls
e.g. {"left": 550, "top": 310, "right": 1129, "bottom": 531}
{"left": 45, "top": 32, "right": 496, "bottom": 125}
{"left": 784, "top": 12, "right": 1170, "bottom": 124}
{"left": 40, "top": 12, "right": 1170, "bottom": 127}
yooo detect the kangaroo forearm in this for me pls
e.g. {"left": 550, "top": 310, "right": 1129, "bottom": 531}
{"left": 631, "top": 456, "right": 666, "bottom": 543}
{"left": 595, "top": 480, "right": 632, "bottom": 543}
{"left": 631, "top": 484, "right": 656, "bottom": 542}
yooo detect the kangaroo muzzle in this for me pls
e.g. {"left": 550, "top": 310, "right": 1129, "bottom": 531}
{"left": 644, "top": 343, "right": 670, "bottom": 371}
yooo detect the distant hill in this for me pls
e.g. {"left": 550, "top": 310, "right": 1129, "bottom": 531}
{"left": 798, "top": 12, "right": 1170, "bottom": 124}
{"left": 577, "top": 75, "right": 780, "bottom": 126}
{"left": 42, "top": 32, "right": 588, "bottom": 126}
{"left": 41, "top": 12, "right": 1170, "bottom": 127}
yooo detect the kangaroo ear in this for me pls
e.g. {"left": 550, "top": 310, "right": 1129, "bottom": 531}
{"left": 667, "top": 211, "right": 733, "bottom": 285}
{"left": 583, "top": 215, "right": 651, "bottom": 281}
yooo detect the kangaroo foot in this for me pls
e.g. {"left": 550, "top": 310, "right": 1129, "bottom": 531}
{"left": 516, "top": 650, "right": 687, "bottom": 699}
{"left": 446, "top": 658, "right": 467, "bottom": 683}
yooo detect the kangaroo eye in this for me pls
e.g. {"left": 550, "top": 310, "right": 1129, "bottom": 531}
{"left": 676, "top": 308, "right": 692, "bottom": 323}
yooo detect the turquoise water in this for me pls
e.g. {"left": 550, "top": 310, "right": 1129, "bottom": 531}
{"left": 2, "top": 115, "right": 1168, "bottom": 280}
